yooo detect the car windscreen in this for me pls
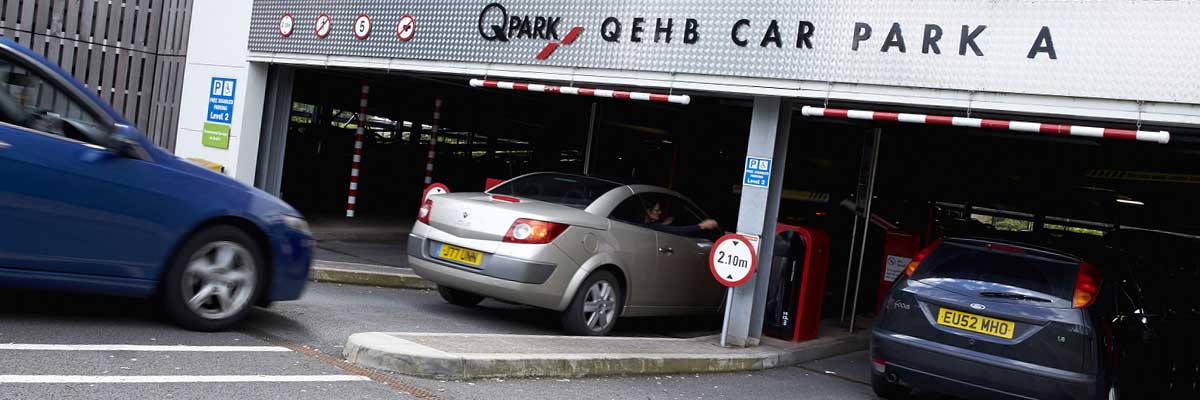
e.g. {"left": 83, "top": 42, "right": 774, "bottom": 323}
{"left": 912, "top": 242, "right": 1079, "bottom": 300}
{"left": 488, "top": 173, "right": 620, "bottom": 209}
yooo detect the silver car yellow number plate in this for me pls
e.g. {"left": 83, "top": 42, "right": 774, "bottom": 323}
{"left": 437, "top": 243, "right": 483, "bottom": 267}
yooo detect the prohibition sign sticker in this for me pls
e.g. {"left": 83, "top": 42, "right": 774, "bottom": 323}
{"left": 279, "top": 14, "right": 294, "bottom": 37}
{"left": 709, "top": 234, "right": 758, "bottom": 288}
{"left": 314, "top": 14, "right": 332, "bottom": 39}
{"left": 353, "top": 14, "right": 372, "bottom": 40}
{"left": 396, "top": 14, "right": 416, "bottom": 42}
{"left": 421, "top": 183, "right": 450, "bottom": 205}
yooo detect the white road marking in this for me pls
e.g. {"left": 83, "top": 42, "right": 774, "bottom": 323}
{"left": 0, "top": 344, "right": 291, "bottom": 352}
{"left": 0, "top": 375, "right": 372, "bottom": 383}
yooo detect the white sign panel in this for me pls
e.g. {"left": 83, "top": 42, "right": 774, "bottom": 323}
{"left": 884, "top": 255, "right": 913, "bottom": 282}
{"left": 250, "top": 0, "right": 1200, "bottom": 104}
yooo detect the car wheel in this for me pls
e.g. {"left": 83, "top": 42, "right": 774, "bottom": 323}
{"left": 871, "top": 372, "right": 910, "bottom": 399}
{"left": 437, "top": 285, "right": 484, "bottom": 307}
{"left": 561, "top": 270, "right": 621, "bottom": 336}
{"left": 161, "top": 226, "right": 264, "bottom": 331}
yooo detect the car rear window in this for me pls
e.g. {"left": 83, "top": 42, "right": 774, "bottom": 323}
{"left": 488, "top": 173, "right": 620, "bottom": 209}
{"left": 911, "top": 242, "right": 1080, "bottom": 300}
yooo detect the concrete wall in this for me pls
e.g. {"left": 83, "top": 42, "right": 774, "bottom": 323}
{"left": 173, "top": 0, "right": 269, "bottom": 184}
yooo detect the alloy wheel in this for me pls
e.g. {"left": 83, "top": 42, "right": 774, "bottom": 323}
{"left": 181, "top": 241, "right": 257, "bottom": 320}
{"left": 582, "top": 280, "right": 617, "bottom": 332}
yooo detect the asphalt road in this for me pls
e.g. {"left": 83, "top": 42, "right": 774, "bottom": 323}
{"left": 0, "top": 281, "right": 948, "bottom": 400}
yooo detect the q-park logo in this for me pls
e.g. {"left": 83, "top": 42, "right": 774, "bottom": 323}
{"left": 477, "top": 2, "right": 583, "bottom": 60}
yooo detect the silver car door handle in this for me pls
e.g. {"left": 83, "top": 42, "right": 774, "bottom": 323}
{"left": 0, "top": 140, "right": 10, "bottom": 150}
{"left": 658, "top": 247, "right": 674, "bottom": 255}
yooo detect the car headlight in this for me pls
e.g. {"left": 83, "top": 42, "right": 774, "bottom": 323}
{"left": 279, "top": 215, "right": 311, "bottom": 236}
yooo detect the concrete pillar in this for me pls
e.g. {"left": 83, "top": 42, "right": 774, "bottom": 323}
{"left": 173, "top": 0, "right": 267, "bottom": 184}
{"left": 254, "top": 65, "right": 295, "bottom": 196}
{"left": 724, "top": 96, "right": 792, "bottom": 347}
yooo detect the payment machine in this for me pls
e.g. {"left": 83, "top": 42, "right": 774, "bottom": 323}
{"left": 763, "top": 224, "right": 830, "bottom": 342}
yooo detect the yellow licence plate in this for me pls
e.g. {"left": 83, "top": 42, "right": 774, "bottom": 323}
{"left": 437, "top": 244, "right": 483, "bottom": 267}
{"left": 936, "top": 308, "right": 1016, "bottom": 339}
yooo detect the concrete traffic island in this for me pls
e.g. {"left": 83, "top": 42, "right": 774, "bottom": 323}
{"left": 343, "top": 329, "right": 869, "bottom": 380}
{"left": 308, "top": 260, "right": 434, "bottom": 290}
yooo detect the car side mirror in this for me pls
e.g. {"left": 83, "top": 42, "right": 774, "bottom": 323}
{"left": 108, "top": 128, "right": 151, "bottom": 161}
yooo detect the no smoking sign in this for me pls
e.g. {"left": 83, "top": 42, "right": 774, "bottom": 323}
{"left": 709, "top": 234, "right": 758, "bottom": 287}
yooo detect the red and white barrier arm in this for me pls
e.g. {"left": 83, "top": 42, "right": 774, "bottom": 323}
{"left": 801, "top": 106, "right": 1170, "bottom": 144}
{"left": 469, "top": 79, "right": 690, "bottom": 105}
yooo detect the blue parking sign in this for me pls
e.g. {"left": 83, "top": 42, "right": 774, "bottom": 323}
{"left": 206, "top": 78, "right": 237, "bottom": 124}
{"left": 743, "top": 156, "right": 772, "bottom": 188}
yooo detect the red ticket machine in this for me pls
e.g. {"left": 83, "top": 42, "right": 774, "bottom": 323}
{"left": 875, "top": 231, "right": 922, "bottom": 312}
{"left": 763, "top": 224, "right": 831, "bottom": 342}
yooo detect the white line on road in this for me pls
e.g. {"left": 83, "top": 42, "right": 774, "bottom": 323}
{"left": 0, "top": 375, "right": 373, "bottom": 383}
{"left": 0, "top": 344, "right": 291, "bottom": 352}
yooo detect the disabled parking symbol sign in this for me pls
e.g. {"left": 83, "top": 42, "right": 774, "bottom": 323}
{"left": 743, "top": 156, "right": 772, "bottom": 188}
{"left": 202, "top": 77, "right": 236, "bottom": 149}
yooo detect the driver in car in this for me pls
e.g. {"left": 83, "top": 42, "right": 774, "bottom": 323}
{"left": 644, "top": 200, "right": 720, "bottom": 238}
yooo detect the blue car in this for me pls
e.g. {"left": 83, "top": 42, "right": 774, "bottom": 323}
{"left": 0, "top": 38, "right": 312, "bottom": 330}
{"left": 872, "top": 236, "right": 1122, "bottom": 400}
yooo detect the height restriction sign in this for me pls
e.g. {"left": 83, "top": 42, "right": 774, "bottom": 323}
{"left": 709, "top": 234, "right": 758, "bottom": 287}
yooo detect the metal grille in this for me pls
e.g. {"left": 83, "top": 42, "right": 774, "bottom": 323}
{"left": 0, "top": 0, "right": 193, "bottom": 151}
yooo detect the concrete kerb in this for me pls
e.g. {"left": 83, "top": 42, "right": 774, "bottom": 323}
{"left": 309, "top": 262, "right": 434, "bottom": 290}
{"left": 343, "top": 331, "right": 870, "bottom": 380}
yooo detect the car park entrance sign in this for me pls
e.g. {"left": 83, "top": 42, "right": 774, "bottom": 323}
{"left": 249, "top": 0, "right": 1200, "bottom": 104}
{"left": 710, "top": 234, "right": 758, "bottom": 288}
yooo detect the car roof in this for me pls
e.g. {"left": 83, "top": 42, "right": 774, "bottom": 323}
{"left": 943, "top": 234, "right": 1094, "bottom": 264}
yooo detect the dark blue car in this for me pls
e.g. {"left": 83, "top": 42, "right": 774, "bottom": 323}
{"left": 872, "top": 236, "right": 1122, "bottom": 400}
{"left": 0, "top": 38, "right": 312, "bottom": 330}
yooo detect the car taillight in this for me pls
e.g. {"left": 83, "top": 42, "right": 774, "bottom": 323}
{"left": 503, "top": 218, "right": 568, "bottom": 244}
{"left": 1073, "top": 261, "right": 1103, "bottom": 308}
{"left": 417, "top": 200, "right": 433, "bottom": 225}
{"left": 903, "top": 238, "right": 943, "bottom": 277}
{"left": 871, "top": 357, "right": 887, "bottom": 374}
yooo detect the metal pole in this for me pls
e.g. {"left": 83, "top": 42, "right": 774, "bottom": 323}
{"left": 582, "top": 102, "right": 598, "bottom": 174}
{"left": 840, "top": 215, "right": 861, "bottom": 321}
{"left": 720, "top": 288, "right": 733, "bottom": 347}
{"left": 849, "top": 129, "right": 883, "bottom": 333}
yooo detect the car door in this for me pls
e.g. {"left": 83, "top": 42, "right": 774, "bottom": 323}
{"left": 0, "top": 49, "right": 173, "bottom": 280}
{"left": 605, "top": 194, "right": 660, "bottom": 308}
{"left": 639, "top": 193, "right": 724, "bottom": 309}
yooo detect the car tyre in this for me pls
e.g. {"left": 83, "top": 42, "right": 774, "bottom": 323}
{"left": 437, "top": 285, "right": 484, "bottom": 307}
{"left": 161, "top": 226, "right": 265, "bottom": 331}
{"left": 561, "top": 270, "right": 622, "bottom": 336}
{"left": 871, "top": 372, "right": 910, "bottom": 399}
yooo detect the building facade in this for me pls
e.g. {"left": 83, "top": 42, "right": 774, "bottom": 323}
{"left": 0, "top": 0, "right": 193, "bottom": 150}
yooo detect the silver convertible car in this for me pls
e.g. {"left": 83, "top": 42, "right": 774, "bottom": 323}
{"left": 408, "top": 172, "right": 725, "bottom": 335}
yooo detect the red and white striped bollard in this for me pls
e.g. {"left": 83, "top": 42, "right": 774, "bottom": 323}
{"left": 346, "top": 82, "right": 370, "bottom": 218}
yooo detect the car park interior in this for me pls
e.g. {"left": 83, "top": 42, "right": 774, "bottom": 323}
{"left": 267, "top": 66, "right": 1198, "bottom": 396}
